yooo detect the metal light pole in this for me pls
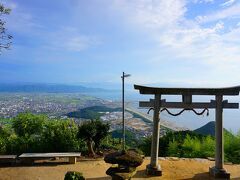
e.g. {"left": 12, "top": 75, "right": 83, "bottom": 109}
{"left": 121, "top": 72, "right": 131, "bottom": 150}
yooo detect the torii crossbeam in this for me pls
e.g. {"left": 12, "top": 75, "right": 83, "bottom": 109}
{"left": 134, "top": 84, "right": 240, "bottom": 179}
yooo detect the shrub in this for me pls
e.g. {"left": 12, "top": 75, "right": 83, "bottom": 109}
{"left": 167, "top": 139, "right": 179, "bottom": 156}
{"left": 139, "top": 131, "right": 215, "bottom": 159}
{"left": 138, "top": 136, "right": 151, "bottom": 156}
{"left": 182, "top": 135, "right": 201, "bottom": 158}
{"left": 77, "top": 120, "right": 109, "bottom": 156}
{"left": 0, "top": 137, "right": 6, "bottom": 154}
{"left": 225, "top": 131, "right": 240, "bottom": 163}
{"left": 64, "top": 171, "right": 85, "bottom": 180}
{"left": 41, "top": 120, "right": 80, "bottom": 152}
{"left": 5, "top": 113, "right": 82, "bottom": 154}
{"left": 6, "top": 135, "right": 29, "bottom": 154}
{"left": 0, "top": 126, "right": 11, "bottom": 154}
{"left": 200, "top": 135, "right": 215, "bottom": 157}
{"left": 12, "top": 113, "right": 46, "bottom": 137}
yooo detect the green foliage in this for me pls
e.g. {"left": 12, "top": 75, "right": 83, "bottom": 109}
{"left": 0, "top": 125, "right": 10, "bottom": 137}
{"left": 0, "top": 136, "right": 6, "bottom": 154}
{"left": 2, "top": 113, "right": 82, "bottom": 154}
{"left": 98, "top": 134, "right": 122, "bottom": 151}
{"left": 139, "top": 131, "right": 215, "bottom": 158}
{"left": 167, "top": 139, "right": 179, "bottom": 156}
{"left": 67, "top": 106, "right": 121, "bottom": 119}
{"left": 0, "top": 3, "right": 12, "bottom": 52}
{"left": 138, "top": 136, "right": 151, "bottom": 156}
{"left": 41, "top": 120, "right": 80, "bottom": 152}
{"left": 78, "top": 121, "right": 97, "bottom": 141}
{"left": 6, "top": 134, "right": 40, "bottom": 154}
{"left": 64, "top": 171, "right": 85, "bottom": 180}
{"left": 158, "top": 130, "right": 204, "bottom": 157}
{"left": 182, "top": 135, "right": 202, "bottom": 157}
{"left": 12, "top": 113, "right": 47, "bottom": 137}
{"left": 139, "top": 130, "right": 240, "bottom": 164}
{"left": 77, "top": 119, "right": 110, "bottom": 156}
{"left": 0, "top": 126, "right": 11, "bottom": 154}
{"left": 93, "top": 120, "right": 110, "bottom": 150}
{"left": 224, "top": 131, "right": 240, "bottom": 164}
{"left": 200, "top": 135, "right": 215, "bottom": 157}
{"left": 2, "top": 111, "right": 240, "bottom": 165}
{"left": 1, "top": 113, "right": 113, "bottom": 155}
{"left": 111, "top": 129, "right": 141, "bottom": 148}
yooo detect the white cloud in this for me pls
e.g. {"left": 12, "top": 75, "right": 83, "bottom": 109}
{"left": 64, "top": 36, "right": 101, "bottom": 52}
{"left": 3, "top": 0, "right": 240, "bottom": 85}
{"left": 109, "top": 0, "right": 240, "bottom": 86}
{"left": 112, "top": 0, "right": 187, "bottom": 29}
{"left": 196, "top": 3, "right": 240, "bottom": 23}
{"left": 43, "top": 27, "right": 101, "bottom": 52}
{"left": 193, "top": 0, "right": 214, "bottom": 3}
{"left": 2, "top": 1, "right": 101, "bottom": 53}
{"left": 2, "top": 0, "right": 44, "bottom": 34}
{"left": 221, "top": 0, "right": 236, "bottom": 7}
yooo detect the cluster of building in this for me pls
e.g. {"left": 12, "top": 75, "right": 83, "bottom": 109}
{"left": 100, "top": 111, "right": 170, "bottom": 138}
{"left": 0, "top": 94, "right": 176, "bottom": 138}
{"left": 0, "top": 94, "right": 103, "bottom": 118}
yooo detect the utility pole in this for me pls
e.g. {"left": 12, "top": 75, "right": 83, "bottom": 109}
{"left": 121, "top": 72, "right": 131, "bottom": 150}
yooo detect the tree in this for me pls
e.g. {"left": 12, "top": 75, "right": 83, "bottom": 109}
{"left": 167, "top": 139, "right": 179, "bottom": 156}
{"left": 224, "top": 131, "right": 240, "bottom": 164}
{"left": 0, "top": 125, "right": 10, "bottom": 154}
{"left": 201, "top": 135, "right": 215, "bottom": 157}
{"left": 182, "top": 135, "right": 201, "bottom": 157}
{"left": 41, "top": 120, "right": 80, "bottom": 152}
{"left": 0, "top": 3, "right": 12, "bottom": 53}
{"left": 12, "top": 113, "right": 47, "bottom": 137}
{"left": 93, "top": 120, "right": 110, "bottom": 151}
{"left": 77, "top": 120, "right": 109, "bottom": 156}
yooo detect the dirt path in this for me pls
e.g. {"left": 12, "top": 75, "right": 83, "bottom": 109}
{"left": 0, "top": 158, "right": 239, "bottom": 180}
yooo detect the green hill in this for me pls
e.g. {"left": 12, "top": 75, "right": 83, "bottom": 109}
{"left": 194, "top": 121, "right": 232, "bottom": 137}
{"left": 67, "top": 106, "right": 122, "bottom": 119}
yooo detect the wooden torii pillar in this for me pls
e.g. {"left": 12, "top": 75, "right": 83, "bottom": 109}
{"left": 134, "top": 85, "right": 240, "bottom": 179}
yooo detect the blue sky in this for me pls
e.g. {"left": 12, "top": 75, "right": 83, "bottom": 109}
{"left": 1, "top": 0, "right": 240, "bottom": 87}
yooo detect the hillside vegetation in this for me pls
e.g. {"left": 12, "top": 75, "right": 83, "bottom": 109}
{"left": 1, "top": 113, "right": 240, "bottom": 164}
{"left": 139, "top": 130, "right": 240, "bottom": 164}
{"left": 67, "top": 106, "right": 122, "bottom": 119}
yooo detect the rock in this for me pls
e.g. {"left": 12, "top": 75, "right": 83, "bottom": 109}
{"left": 166, "top": 157, "right": 179, "bottom": 161}
{"left": 104, "top": 150, "right": 143, "bottom": 180}
{"left": 207, "top": 157, "right": 215, "bottom": 161}
{"left": 106, "top": 166, "right": 137, "bottom": 180}
{"left": 194, "top": 158, "right": 208, "bottom": 162}
{"left": 158, "top": 157, "right": 166, "bottom": 160}
{"left": 104, "top": 150, "right": 143, "bottom": 168}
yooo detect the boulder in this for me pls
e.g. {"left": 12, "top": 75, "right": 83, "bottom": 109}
{"left": 104, "top": 150, "right": 143, "bottom": 168}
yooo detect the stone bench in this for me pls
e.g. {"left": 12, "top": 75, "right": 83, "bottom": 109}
{"left": 0, "top": 155, "right": 17, "bottom": 165}
{"left": 19, "top": 152, "right": 81, "bottom": 164}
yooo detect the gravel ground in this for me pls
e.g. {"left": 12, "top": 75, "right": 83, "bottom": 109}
{"left": 0, "top": 158, "right": 239, "bottom": 180}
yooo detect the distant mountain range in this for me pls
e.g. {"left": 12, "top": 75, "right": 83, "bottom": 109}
{"left": 0, "top": 83, "right": 116, "bottom": 93}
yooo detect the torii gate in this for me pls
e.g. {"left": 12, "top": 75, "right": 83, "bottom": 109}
{"left": 134, "top": 84, "right": 240, "bottom": 179}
